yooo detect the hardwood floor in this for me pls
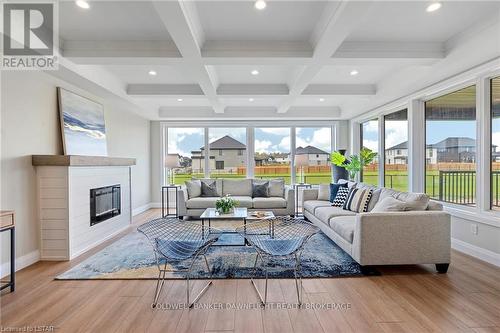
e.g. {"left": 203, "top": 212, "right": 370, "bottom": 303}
{"left": 1, "top": 209, "right": 499, "bottom": 332}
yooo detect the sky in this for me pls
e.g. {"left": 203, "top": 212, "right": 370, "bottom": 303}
{"left": 167, "top": 127, "right": 332, "bottom": 157}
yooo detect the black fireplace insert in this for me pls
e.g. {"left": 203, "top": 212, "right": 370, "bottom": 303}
{"left": 90, "top": 184, "right": 121, "bottom": 226}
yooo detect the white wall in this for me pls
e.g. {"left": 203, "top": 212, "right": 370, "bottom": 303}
{"left": 0, "top": 70, "right": 151, "bottom": 273}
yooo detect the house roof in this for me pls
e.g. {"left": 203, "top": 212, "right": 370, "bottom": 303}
{"left": 387, "top": 137, "right": 480, "bottom": 151}
{"left": 295, "top": 145, "right": 329, "bottom": 155}
{"left": 200, "top": 135, "right": 246, "bottom": 150}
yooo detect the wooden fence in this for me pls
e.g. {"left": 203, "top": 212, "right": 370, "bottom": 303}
{"left": 237, "top": 165, "right": 332, "bottom": 175}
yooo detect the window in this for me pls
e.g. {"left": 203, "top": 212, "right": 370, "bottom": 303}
{"left": 491, "top": 77, "right": 500, "bottom": 209}
{"left": 361, "top": 120, "right": 379, "bottom": 186}
{"left": 384, "top": 109, "right": 408, "bottom": 191}
{"left": 425, "top": 85, "right": 476, "bottom": 206}
{"left": 166, "top": 128, "right": 205, "bottom": 185}
{"left": 254, "top": 128, "right": 291, "bottom": 184}
{"left": 295, "top": 127, "right": 332, "bottom": 185}
{"left": 208, "top": 128, "right": 247, "bottom": 179}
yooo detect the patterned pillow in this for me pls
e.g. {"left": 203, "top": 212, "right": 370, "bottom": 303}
{"left": 201, "top": 180, "right": 219, "bottom": 197}
{"left": 332, "top": 187, "right": 350, "bottom": 207}
{"left": 343, "top": 188, "right": 373, "bottom": 213}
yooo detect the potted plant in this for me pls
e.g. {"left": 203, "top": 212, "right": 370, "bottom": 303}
{"left": 330, "top": 148, "right": 377, "bottom": 181}
{"left": 215, "top": 194, "right": 238, "bottom": 214}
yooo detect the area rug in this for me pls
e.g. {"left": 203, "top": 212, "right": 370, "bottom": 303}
{"left": 56, "top": 230, "right": 371, "bottom": 280}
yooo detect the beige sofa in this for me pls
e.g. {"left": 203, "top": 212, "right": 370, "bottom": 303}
{"left": 178, "top": 179, "right": 295, "bottom": 218}
{"left": 302, "top": 181, "right": 451, "bottom": 273}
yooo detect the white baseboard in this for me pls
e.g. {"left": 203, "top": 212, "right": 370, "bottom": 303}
{"left": 0, "top": 250, "right": 40, "bottom": 278}
{"left": 451, "top": 238, "right": 500, "bottom": 267}
{"left": 69, "top": 224, "right": 129, "bottom": 260}
{"left": 150, "top": 202, "right": 161, "bottom": 208}
{"left": 132, "top": 203, "right": 153, "bottom": 216}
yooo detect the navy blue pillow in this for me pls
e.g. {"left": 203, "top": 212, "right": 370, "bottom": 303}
{"left": 329, "top": 183, "right": 348, "bottom": 203}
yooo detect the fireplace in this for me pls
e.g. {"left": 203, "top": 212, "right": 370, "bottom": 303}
{"left": 90, "top": 184, "right": 121, "bottom": 226}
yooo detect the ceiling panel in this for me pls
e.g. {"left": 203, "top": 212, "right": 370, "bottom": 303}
{"left": 106, "top": 65, "right": 196, "bottom": 84}
{"left": 59, "top": 1, "right": 171, "bottom": 41}
{"left": 196, "top": 1, "right": 328, "bottom": 41}
{"left": 347, "top": 1, "right": 500, "bottom": 42}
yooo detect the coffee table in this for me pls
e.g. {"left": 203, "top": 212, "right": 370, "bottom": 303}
{"left": 200, "top": 208, "right": 274, "bottom": 246}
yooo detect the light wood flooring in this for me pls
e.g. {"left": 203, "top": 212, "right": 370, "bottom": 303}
{"left": 1, "top": 209, "right": 499, "bottom": 333}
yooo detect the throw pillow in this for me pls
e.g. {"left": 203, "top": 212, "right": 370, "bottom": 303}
{"left": 343, "top": 188, "right": 373, "bottom": 213}
{"left": 268, "top": 179, "right": 285, "bottom": 197}
{"left": 201, "top": 180, "right": 218, "bottom": 197}
{"left": 332, "top": 186, "right": 350, "bottom": 207}
{"left": 317, "top": 184, "right": 330, "bottom": 201}
{"left": 252, "top": 181, "right": 269, "bottom": 198}
{"left": 371, "top": 196, "right": 407, "bottom": 212}
{"left": 329, "top": 183, "right": 348, "bottom": 203}
{"left": 185, "top": 179, "right": 201, "bottom": 199}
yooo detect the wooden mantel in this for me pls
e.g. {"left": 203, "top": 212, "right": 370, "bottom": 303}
{"left": 32, "top": 155, "right": 136, "bottom": 167}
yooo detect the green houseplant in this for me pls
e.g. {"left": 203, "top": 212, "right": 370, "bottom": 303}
{"left": 331, "top": 148, "right": 377, "bottom": 181}
{"left": 215, "top": 195, "right": 238, "bottom": 214}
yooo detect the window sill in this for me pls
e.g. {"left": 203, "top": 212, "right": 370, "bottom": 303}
{"left": 442, "top": 203, "right": 500, "bottom": 228}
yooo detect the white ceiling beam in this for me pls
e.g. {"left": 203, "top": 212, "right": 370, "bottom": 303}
{"left": 202, "top": 41, "right": 313, "bottom": 58}
{"left": 217, "top": 84, "right": 289, "bottom": 96}
{"left": 303, "top": 84, "right": 376, "bottom": 95}
{"left": 278, "top": 1, "right": 375, "bottom": 113}
{"left": 62, "top": 40, "right": 181, "bottom": 59}
{"left": 152, "top": 1, "right": 224, "bottom": 113}
{"left": 127, "top": 84, "right": 203, "bottom": 96}
{"left": 333, "top": 41, "right": 445, "bottom": 59}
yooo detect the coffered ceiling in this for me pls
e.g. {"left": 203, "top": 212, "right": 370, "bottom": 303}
{"left": 57, "top": 0, "right": 500, "bottom": 120}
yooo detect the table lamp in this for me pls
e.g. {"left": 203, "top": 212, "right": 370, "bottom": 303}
{"left": 294, "top": 154, "right": 309, "bottom": 184}
{"left": 165, "top": 154, "right": 180, "bottom": 185}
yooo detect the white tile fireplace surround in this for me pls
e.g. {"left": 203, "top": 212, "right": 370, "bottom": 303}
{"left": 32, "top": 155, "right": 136, "bottom": 260}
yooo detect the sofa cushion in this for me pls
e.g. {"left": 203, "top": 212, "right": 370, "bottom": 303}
{"left": 338, "top": 179, "right": 357, "bottom": 189}
{"left": 201, "top": 180, "right": 219, "bottom": 197}
{"left": 303, "top": 200, "right": 331, "bottom": 214}
{"left": 198, "top": 179, "right": 223, "bottom": 196}
{"left": 253, "top": 197, "right": 287, "bottom": 209}
{"left": 252, "top": 181, "right": 269, "bottom": 198}
{"left": 343, "top": 188, "right": 373, "bottom": 213}
{"left": 371, "top": 196, "right": 407, "bottom": 212}
{"left": 223, "top": 179, "right": 252, "bottom": 196}
{"left": 185, "top": 179, "right": 202, "bottom": 199}
{"left": 395, "top": 192, "right": 430, "bottom": 211}
{"left": 329, "top": 216, "right": 356, "bottom": 244}
{"left": 186, "top": 197, "right": 219, "bottom": 209}
{"left": 231, "top": 196, "right": 253, "bottom": 208}
{"left": 315, "top": 206, "right": 356, "bottom": 224}
{"left": 427, "top": 200, "right": 443, "bottom": 211}
{"left": 329, "top": 183, "right": 348, "bottom": 203}
{"left": 317, "top": 184, "right": 330, "bottom": 201}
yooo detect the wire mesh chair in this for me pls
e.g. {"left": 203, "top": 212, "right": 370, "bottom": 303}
{"left": 236, "top": 216, "right": 319, "bottom": 305}
{"left": 137, "top": 217, "right": 220, "bottom": 308}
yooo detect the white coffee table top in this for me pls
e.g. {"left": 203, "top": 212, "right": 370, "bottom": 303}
{"left": 200, "top": 207, "right": 248, "bottom": 219}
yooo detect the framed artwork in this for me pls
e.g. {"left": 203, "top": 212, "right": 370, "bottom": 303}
{"left": 58, "top": 88, "right": 108, "bottom": 156}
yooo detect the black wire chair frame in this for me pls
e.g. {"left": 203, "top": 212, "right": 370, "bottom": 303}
{"left": 236, "top": 216, "right": 320, "bottom": 305}
{"left": 137, "top": 217, "right": 220, "bottom": 308}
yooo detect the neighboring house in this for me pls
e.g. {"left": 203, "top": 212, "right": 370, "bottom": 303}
{"left": 191, "top": 135, "right": 247, "bottom": 172}
{"left": 295, "top": 146, "right": 330, "bottom": 166}
{"left": 385, "top": 137, "right": 497, "bottom": 164}
{"left": 273, "top": 152, "right": 290, "bottom": 164}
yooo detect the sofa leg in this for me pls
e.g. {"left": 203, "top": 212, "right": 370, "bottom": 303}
{"left": 359, "top": 265, "right": 380, "bottom": 276}
{"left": 302, "top": 215, "right": 309, "bottom": 221}
{"left": 435, "top": 263, "right": 449, "bottom": 273}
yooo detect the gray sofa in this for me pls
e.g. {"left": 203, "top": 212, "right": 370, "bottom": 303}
{"left": 302, "top": 180, "right": 451, "bottom": 273}
{"left": 178, "top": 178, "right": 295, "bottom": 218}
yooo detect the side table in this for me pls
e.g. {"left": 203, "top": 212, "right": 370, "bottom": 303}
{"left": 293, "top": 183, "right": 312, "bottom": 217}
{"left": 161, "top": 185, "right": 181, "bottom": 218}
{"left": 0, "top": 210, "right": 15, "bottom": 293}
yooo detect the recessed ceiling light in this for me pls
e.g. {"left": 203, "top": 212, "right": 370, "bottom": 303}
{"left": 249, "top": 98, "right": 255, "bottom": 102}
{"left": 255, "top": 0, "right": 266, "bottom": 10}
{"left": 350, "top": 69, "right": 359, "bottom": 76}
{"left": 177, "top": 98, "right": 183, "bottom": 102}
{"left": 251, "top": 69, "right": 259, "bottom": 76}
{"left": 426, "top": 2, "right": 442, "bottom": 12}
{"left": 148, "top": 70, "right": 157, "bottom": 76}
{"left": 75, "top": 0, "right": 90, "bottom": 9}
{"left": 319, "top": 98, "right": 325, "bottom": 102}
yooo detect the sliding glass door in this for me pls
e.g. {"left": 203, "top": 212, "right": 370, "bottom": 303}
{"left": 384, "top": 109, "right": 408, "bottom": 191}
{"left": 254, "top": 128, "right": 291, "bottom": 184}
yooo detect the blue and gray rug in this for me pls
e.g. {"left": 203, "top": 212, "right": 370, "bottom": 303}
{"left": 56, "top": 231, "right": 367, "bottom": 280}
